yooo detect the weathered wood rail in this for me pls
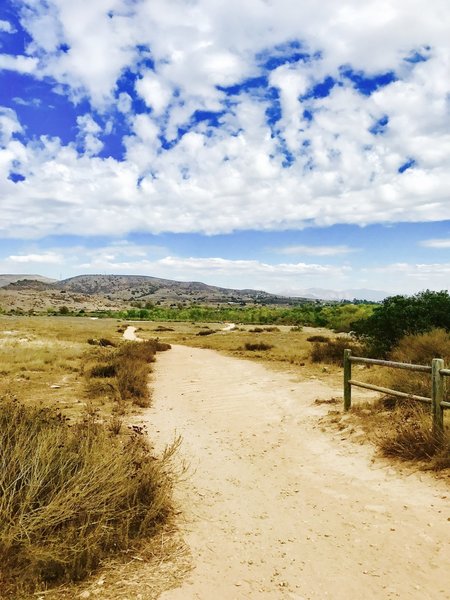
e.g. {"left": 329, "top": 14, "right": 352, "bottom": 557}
{"left": 344, "top": 350, "right": 449, "bottom": 438}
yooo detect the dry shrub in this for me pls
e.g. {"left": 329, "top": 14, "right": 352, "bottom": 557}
{"left": 307, "top": 335, "right": 328, "bottom": 343}
{"left": 196, "top": 330, "right": 215, "bottom": 336}
{"left": 378, "top": 402, "right": 447, "bottom": 462}
{"left": 116, "top": 359, "right": 151, "bottom": 406}
{"left": 244, "top": 342, "right": 273, "bottom": 351}
{"left": 371, "top": 329, "right": 450, "bottom": 399}
{"left": 87, "top": 338, "right": 115, "bottom": 347}
{"left": 86, "top": 340, "right": 171, "bottom": 407}
{"left": 90, "top": 363, "right": 117, "bottom": 378}
{"left": 99, "top": 337, "right": 116, "bottom": 347}
{"left": 311, "top": 338, "right": 361, "bottom": 366}
{"left": 390, "top": 328, "right": 450, "bottom": 364}
{"left": 153, "top": 326, "right": 175, "bottom": 332}
{"left": 0, "top": 399, "right": 176, "bottom": 595}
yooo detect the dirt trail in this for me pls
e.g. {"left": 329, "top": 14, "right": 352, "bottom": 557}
{"left": 123, "top": 325, "right": 141, "bottom": 341}
{"left": 141, "top": 345, "right": 449, "bottom": 600}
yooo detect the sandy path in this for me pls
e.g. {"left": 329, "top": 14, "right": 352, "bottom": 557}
{"left": 123, "top": 326, "right": 142, "bottom": 341}
{"left": 142, "top": 345, "right": 449, "bottom": 600}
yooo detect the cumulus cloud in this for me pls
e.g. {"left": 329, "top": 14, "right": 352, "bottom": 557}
{"left": 0, "top": 0, "right": 449, "bottom": 239}
{"left": 9, "top": 252, "right": 62, "bottom": 264}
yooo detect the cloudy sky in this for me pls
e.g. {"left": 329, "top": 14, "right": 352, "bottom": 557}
{"left": 1, "top": 0, "right": 450, "bottom": 297}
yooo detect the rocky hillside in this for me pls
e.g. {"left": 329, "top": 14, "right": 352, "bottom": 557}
{"left": 55, "top": 274, "right": 286, "bottom": 304}
{"left": 0, "top": 273, "right": 306, "bottom": 313}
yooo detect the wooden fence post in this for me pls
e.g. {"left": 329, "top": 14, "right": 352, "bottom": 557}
{"left": 431, "top": 358, "right": 444, "bottom": 441}
{"left": 344, "top": 349, "right": 352, "bottom": 411}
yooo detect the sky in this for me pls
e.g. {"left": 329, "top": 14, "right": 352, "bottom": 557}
{"left": 1, "top": 0, "right": 450, "bottom": 298}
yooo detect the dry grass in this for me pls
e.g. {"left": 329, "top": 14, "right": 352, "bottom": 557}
{"left": 377, "top": 402, "right": 447, "bottom": 461}
{"left": 327, "top": 329, "right": 450, "bottom": 471}
{"left": 341, "top": 398, "right": 450, "bottom": 470}
{"left": 0, "top": 399, "right": 178, "bottom": 597}
{"left": 244, "top": 342, "right": 273, "bottom": 351}
{"left": 135, "top": 322, "right": 333, "bottom": 373}
{"left": 0, "top": 316, "right": 124, "bottom": 419}
{"left": 310, "top": 337, "right": 362, "bottom": 366}
{"left": 85, "top": 340, "right": 171, "bottom": 408}
{"left": 0, "top": 316, "right": 187, "bottom": 597}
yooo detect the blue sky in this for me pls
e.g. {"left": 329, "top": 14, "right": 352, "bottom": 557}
{"left": 1, "top": 0, "right": 450, "bottom": 298}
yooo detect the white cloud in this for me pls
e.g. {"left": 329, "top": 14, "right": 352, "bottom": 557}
{"left": 0, "top": 20, "right": 15, "bottom": 33}
{"left": 9, "top": 252, "right": 62, "bottom": 264}
{"left": 420, "top": 238, "right": 450, "bottom": 249}
{"left": 135, "top": 71, "right": 173, "bottom": 116}
{"left": 0, "top": 54, "right": 38, "bottom": 73}
{"left": 0, "top": 107, "right": 23, "bottom": 145}
{"left": 276, "top": 245, "right": 357, "bottom": 256}
{"left": 76, "top": 114, "right": 103, "bottom": 155}
{"left": 0, "top": 1, "right": 449, "bottom": 238}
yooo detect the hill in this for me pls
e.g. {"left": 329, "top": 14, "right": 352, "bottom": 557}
{"left": 0, "top": 274, "right": 57, "bottom": 288}
{"left": 55, "top": 274, "right": 294, "bottom": 305}
{"left": 0, "top": 273, "right": 308, "bottom": 313}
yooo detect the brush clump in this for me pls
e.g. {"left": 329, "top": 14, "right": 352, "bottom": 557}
{"left": 0, "top": 398, "right": 176, "bottom": 596}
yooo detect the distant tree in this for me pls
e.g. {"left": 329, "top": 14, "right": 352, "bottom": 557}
{"left": 59, "top": 305, "right": 70, "bottom": 315}
{"left": 352, "top": 290, "right": 450, "bottom": 357}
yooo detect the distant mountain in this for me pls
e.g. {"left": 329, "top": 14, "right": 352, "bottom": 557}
{"left": 55, "top": 274, "right": 299, "bottom": 305}
{"left": 0, "top": 273, "right": 388, "bottom": 313}
{"left": 292, "top": 288, "right": 389, "bottom": 302}
{"left": 0, "top": 274, "right": 57, "bottom": 288}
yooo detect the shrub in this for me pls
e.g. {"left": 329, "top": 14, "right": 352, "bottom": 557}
{"left": 307, "top": 335, "right": 328, "bottom": 343}
{"left": 90, "top": 363, "right": 117, "bottom": 378}
{"left": 244, "top": 342, "right": 273, "bottom": 351}
{"left": 310, "top": 337, "right": 361, "bottom": 366}
{"left": 86, "top": 340, "right": 171, "bottom": 407}
{"left": 369, "top": 329, "right": 450, "bottom": 400}
{"left": 390, "top": 328, "right": 450, "bottom": 364}
{"left": 0, "top": 399, "right": 175, "bottom": 595}
{"left": 196, "top": 330, "right": 215, "bottom": 336}
{"left": 87, "top": 338, "right": 116, "bottom": 347}
{"left": 352, "top": 290, "right": 450, "bottom": 356}
{"left": 378, "top": 403, "right": 445, "bottom": 461}
{"left": 99, "top": 337, "right": 116, "bottom": 347}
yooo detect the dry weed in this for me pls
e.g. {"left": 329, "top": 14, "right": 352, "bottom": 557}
{"left": 0, "top": 399, "right": 178, "bottom": 596}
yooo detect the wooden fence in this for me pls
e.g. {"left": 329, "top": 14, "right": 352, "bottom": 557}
{"left": 343, "top": 350, "right": 450, "bottom": 439}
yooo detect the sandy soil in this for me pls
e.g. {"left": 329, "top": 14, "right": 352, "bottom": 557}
{"left": 139, "top": 344, "right": 450, "bottom": 600}
{"left": 123, "top": 325, "right": 141, "bottom": 341}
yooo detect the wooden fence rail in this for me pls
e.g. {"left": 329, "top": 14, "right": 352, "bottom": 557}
{"left": 343, "top": 350, "right": 448, "bottom": 439}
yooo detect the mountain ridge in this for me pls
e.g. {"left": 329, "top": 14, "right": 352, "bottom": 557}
{"left": 0, "top": 273, "right": 388, "bottom": 313}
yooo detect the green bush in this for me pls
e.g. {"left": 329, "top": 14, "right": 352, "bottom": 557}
{"left": 352, "top": 290, "right": 450, "bottom": 356}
